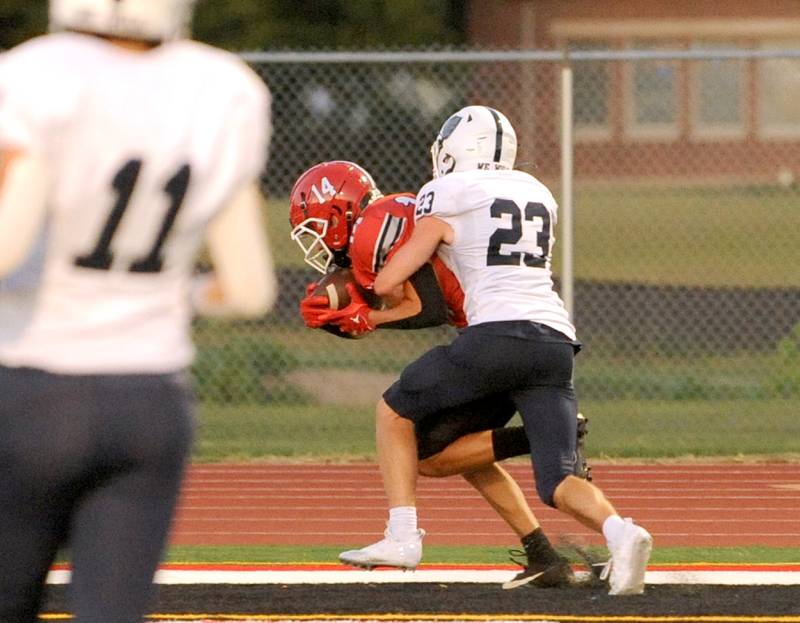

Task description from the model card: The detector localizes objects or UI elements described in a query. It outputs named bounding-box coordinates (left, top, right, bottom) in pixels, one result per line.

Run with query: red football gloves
left=310, top=283, right=376, bottom=336
left=299, top=282, right=331, bottom=328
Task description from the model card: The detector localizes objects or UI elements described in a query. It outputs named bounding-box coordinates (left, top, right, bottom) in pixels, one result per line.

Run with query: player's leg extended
left=416, top=393, right=528, bottom=478
left=419, top=415, right=588, bottom=480
left=341, top=333, right=541, bottom=571
left=418, top=429, right=497, bottom=477
left=513, top=342, right=651, bottom=595
left=414, top=393, right=573, bottom=588
left=68, top=374, right=194, bottom=623
left=460, top=464, right=574, bottom=589
left=461, top=463, right=537, bottom=538
left=419, top=419, right=589, bottom=479
left=513, top=384, right=610, bottom=524
left=376, top=398, right=419, bottom=509
left=0, top=367, right=76, bottom=622
left=339, top=398, right=423, bottom=570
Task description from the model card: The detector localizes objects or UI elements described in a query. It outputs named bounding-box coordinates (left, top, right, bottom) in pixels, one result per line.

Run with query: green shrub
left=192, top=334, right=308, bottom=405
left=765, top=323, right=800, bottom=397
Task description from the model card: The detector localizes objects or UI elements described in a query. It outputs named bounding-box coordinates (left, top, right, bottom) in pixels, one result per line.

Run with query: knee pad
left=536, top=474, right=563, bottom=508
left=534, top=457, right=574, bottom=508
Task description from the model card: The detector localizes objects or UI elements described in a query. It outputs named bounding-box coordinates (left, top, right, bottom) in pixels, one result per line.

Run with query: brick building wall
left=465, top=0, right=800, bottom=182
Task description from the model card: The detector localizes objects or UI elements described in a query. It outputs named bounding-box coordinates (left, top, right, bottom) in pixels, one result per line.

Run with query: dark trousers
left=0, top=366, right=195, bottom=623
left=384, top=321, right=579, bottom=506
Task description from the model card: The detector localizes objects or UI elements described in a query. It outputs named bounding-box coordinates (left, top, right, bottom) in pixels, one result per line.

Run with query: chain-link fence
left=192, top=49, right=800, bottom=460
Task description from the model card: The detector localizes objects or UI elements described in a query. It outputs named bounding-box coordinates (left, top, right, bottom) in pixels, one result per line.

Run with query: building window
left=625, top=40, right=681, bottom=139
left=569, top=40, right=612, bottom=141
left=758, top=39, right=800, bottom=138
left=689, top=41, right=746, bottom=139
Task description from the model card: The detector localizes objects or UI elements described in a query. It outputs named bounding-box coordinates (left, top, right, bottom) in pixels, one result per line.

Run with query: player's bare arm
left=369, top=279, right=422, bottom=325
left=373, top=216, right=453, bottom=298
left=195, top=182, right=277, bottom=317
left=0, top=149, right=49, bottom=276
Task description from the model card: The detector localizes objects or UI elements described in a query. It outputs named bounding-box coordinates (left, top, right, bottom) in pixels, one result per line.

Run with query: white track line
left=45, top=568, right=800, bottom=586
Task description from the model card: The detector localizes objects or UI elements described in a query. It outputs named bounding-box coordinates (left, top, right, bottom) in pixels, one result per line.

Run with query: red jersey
left=349, top=193, right=467, bottom=328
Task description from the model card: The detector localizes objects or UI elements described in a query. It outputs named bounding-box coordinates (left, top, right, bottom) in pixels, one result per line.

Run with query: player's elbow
left=373, top=278, right=389, bottom=298
left=192, top=269, right=277, bottom=318
left=373, top=274, right=396, bottom=299
left=226, top=273, right=277, bottom=318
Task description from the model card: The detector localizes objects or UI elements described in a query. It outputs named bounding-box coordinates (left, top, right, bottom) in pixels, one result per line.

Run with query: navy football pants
left=0, top=366, right=194, bottom=623
left=384, top=321, right=580, bottom=507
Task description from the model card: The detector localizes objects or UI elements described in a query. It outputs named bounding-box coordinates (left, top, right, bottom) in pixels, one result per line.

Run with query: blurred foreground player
left=0, top=1, right=275, bottom=620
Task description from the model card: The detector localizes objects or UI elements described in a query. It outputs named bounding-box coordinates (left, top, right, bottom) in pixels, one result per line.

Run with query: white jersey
left=0, top=33, right=271, bottom=374
left=414, top=169, right=576, bottom=340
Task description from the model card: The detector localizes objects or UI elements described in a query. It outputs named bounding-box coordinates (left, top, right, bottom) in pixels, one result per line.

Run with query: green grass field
left=567, top=184, right=800, bottom=288
left=166, top=544, right=800, bottom=565
left=194, top=397, right=800, bottom=461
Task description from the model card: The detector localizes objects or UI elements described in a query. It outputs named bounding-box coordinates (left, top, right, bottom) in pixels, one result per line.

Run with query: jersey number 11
left=75, top=159, right=191, bottom=274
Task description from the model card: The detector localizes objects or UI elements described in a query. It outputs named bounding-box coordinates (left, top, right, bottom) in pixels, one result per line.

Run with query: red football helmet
left=289, top=161, right=382, bottom=273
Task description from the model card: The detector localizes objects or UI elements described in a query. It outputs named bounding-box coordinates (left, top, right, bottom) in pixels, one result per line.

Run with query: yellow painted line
left=38, top=614, right=800, bottom=622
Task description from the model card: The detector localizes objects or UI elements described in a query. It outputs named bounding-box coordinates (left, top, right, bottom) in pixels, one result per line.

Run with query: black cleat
left=502, top=550, right=575, bottom=589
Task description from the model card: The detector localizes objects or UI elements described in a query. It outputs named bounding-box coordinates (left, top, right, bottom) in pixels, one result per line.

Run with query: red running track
left=171, top=463, right=800, bottom=548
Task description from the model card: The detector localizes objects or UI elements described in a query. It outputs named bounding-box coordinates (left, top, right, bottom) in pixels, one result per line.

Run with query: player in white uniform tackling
left=341, top=106, right=653, bottom=595
left=0, top=1, right=275, bottom=620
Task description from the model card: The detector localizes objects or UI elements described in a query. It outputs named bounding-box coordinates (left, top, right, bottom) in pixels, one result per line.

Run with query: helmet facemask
left=290, top=217, right=334, bottom=274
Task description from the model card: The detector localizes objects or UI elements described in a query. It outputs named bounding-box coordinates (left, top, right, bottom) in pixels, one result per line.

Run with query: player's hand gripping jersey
left=414, top=169, right=575, bottom=339
left=350, top=193, right=466, bottom=328
left=0, top=33, right=270, bottom=373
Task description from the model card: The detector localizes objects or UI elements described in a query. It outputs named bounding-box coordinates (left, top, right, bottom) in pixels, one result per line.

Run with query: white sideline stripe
left=45, top=569, right=800, bottom=586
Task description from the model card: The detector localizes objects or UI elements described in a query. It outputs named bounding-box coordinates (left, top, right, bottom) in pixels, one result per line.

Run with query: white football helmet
left=430, top=105, right=517, bottom=178
left=49, top=0, right=196, bottom=42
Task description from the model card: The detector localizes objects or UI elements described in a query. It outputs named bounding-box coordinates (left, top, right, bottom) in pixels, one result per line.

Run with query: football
left=312, top=267, right=358, bottom=310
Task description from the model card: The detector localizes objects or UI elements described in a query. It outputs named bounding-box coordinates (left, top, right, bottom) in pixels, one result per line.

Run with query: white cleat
left=339, top=528, right=425, bottom=570
left=607, top=518, right=653, bottom=595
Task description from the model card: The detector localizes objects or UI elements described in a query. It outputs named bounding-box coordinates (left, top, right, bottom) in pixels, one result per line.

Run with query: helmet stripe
left=487, top=107, right=504, bottom=163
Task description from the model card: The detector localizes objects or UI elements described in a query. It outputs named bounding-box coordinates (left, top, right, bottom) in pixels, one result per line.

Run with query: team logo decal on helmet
left=289, top=161, right=382, bottom=274
left=430, top=106, right=518, bottom=178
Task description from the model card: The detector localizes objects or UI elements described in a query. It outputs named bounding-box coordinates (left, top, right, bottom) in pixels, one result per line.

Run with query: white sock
left=388, top=506, right=417, bottom=541
left=602, top=514, right=627, bottom=544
